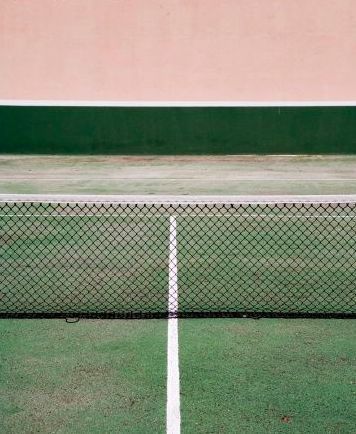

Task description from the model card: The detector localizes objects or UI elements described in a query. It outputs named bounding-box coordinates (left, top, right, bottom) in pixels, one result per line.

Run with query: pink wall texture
left=1, top=0, right=356, bottom=101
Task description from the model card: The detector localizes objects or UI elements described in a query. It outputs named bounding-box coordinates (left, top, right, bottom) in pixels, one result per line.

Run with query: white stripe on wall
left=0, top=100, right=356, bottom=107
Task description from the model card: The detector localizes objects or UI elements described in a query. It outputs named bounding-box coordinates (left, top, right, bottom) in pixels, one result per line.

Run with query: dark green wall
left=1, top=106, right=356, bottom=154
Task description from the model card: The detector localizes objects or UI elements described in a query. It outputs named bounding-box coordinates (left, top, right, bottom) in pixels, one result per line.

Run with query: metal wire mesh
left=0, top=195, right=355, bottom=319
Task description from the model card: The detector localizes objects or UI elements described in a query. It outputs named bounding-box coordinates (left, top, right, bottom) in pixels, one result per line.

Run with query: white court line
left=1, top=214, right=355, bottom=220
left=2, top=178, right=356, bottom=182
left=167, top=216, right=180, bottom=434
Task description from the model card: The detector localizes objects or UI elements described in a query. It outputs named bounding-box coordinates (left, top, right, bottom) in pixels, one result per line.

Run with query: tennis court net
left=0, top=194, right=355, bottom=319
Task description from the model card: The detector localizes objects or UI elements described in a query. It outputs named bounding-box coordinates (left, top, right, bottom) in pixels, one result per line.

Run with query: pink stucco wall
left=1, top=0, right=355, bottom=101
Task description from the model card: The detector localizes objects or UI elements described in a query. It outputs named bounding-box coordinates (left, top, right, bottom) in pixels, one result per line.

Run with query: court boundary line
left=2, top=178, right=356, bottom=182
left=1, top=100, right=356, bottom=107
left=1, top=214, right=355, bottom=220
left=167, top=216, right=180, bottom=434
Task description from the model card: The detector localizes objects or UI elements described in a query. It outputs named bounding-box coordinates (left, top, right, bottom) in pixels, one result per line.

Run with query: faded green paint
left=2, top=155, right=356, bottom=196
left=1, top=106, right=356, bottom=154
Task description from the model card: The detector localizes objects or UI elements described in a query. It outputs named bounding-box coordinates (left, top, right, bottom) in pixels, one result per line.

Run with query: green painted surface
left=180, top=319, right=356, bottom=433
left=1, top=106, right=356, bottom=154
left=0, top=319, right=166, bottom=433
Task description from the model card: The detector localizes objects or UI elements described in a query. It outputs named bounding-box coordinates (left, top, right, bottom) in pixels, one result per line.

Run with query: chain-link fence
left=0, top=195, right=355, bottom=318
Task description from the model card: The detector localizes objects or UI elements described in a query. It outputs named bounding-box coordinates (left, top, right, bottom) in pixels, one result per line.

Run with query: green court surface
left=0, top=320, right=167, bottom=433
left=1, top=155, right=356, bottom=433
left=179, top=319, right=356, bottom=434
left=1, top=319, right=355, bottom=433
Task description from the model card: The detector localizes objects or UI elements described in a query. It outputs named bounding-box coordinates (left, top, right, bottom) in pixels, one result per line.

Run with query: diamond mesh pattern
left=0, top=200, right=355, bottom=318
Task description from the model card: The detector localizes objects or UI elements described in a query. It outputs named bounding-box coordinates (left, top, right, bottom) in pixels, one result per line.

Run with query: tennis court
left=0, top=195, right=355, bottom=318
left=0, top=155, right=355, bottom=433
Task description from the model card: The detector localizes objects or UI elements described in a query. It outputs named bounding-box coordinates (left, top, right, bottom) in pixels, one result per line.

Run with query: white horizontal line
left=1, top=178, right=356, bottom=182
left=0, top=214, right=355, bottom=219
left=1, top=100, right=356, bottom=107
left=1, top=194, right=356, bottom=205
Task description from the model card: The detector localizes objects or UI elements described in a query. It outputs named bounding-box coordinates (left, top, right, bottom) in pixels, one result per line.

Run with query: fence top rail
left=1, top=194, right=356, bottom=205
